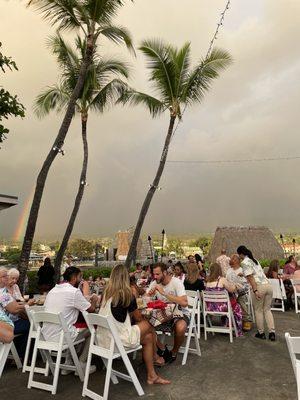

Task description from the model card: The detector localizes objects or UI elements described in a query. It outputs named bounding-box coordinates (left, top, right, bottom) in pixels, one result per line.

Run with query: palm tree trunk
left=53, top=113, right=89, bottom=282
left=125, top=114, right=176, bottom=268
left=18, top=32, right=95, bottom=289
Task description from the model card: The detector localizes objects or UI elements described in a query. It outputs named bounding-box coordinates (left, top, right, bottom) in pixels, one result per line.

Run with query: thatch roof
left=115, top=229, right=153, bottom=260
left=208, top=226, right=284, bottom=262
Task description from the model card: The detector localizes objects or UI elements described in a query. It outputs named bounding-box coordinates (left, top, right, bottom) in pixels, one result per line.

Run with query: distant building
left=0, top=194, right=18, bottom=211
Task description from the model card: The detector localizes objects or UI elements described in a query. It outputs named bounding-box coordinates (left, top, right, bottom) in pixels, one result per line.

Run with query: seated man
left=0, top=310, right=14, bottom=343
left=42, top=266, right=98, bottom=374
left=0, top=267, right=30, bottom=358
left=226, top=254, right=252, bottom=331
left=148, top=262, right=189, bottom=363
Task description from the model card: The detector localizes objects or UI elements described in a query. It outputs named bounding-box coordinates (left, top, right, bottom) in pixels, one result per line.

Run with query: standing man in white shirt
left=216, top=249, right=231, bottom=277
left=42, top=266, right=98, bottom=373
left=148, top=263, right=189, bottom=363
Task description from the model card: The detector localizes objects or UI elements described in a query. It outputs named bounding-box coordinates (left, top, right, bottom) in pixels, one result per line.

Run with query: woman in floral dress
left=205, top=262, right=243, bottom=336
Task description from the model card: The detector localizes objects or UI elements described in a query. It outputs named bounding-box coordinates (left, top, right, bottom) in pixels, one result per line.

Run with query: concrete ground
left=1, top=311, right=299, bottom=400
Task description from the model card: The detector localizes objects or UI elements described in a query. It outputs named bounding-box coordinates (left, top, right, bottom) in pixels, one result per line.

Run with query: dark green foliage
left=0, top=43, right=25, bottom=143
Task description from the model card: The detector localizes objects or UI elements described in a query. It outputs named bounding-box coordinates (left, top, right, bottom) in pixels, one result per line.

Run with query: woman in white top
left=6, top=268, right=24, bottom=301
left=237, top=246, right=275, bottom=341
left=97, top=264, right=170, bottom=385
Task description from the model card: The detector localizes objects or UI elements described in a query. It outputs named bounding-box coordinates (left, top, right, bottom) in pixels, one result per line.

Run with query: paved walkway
left=1, top=312, right=299, bottom=400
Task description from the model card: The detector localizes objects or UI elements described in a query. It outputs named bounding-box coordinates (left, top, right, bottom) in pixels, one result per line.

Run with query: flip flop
left=147, top=376, right=171, bottom=385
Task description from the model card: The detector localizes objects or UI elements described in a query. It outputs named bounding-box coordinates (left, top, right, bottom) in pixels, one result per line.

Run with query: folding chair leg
left=82, top=346, right=93, bottom=398
left=11, top=342, right=22, bottom=369
left=122, top=353, right=144, bottom=396
left=22, top=336, right=31, bottom=373
left=103, top=357, right=113, bottom=400
left=204, top=314, right=207, bottom=341
left=51, top=347, right=63, bottom=395
left=194, top=328, right=201, bottom=356
left=102, top=357, right=119, bottom=384
left=27, top=339, right=39, bottom=389
left=0, top=343, right=12, bottom=377
left=297, top=363, right=300, bottom=400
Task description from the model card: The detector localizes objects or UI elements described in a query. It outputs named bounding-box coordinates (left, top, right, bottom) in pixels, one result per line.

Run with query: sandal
left=147, top=375, right=171, bottom=385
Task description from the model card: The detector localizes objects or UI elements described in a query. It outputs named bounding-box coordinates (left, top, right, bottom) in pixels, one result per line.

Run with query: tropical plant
left=18, top=0, right=133, bottom=288
left=34, top=34, right=129, bottom=280
left=68, top=238, right=94, bottom=259
left=0, top=42, right=25, bottom=144
left=121, top=39, right=232, bottom=267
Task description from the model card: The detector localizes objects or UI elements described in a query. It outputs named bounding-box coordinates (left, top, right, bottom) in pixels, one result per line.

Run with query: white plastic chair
left=181, top=295, right=201, bottom=365
left=28, top=311, right=86, bottom=395
left=291, top=280, right=300, bottom=314
left=185, top=290, right=201, bottom=338
left=0, top=339, right=22, bottom=378
left=82, top=312, right=144, bottom=400
left=202, top=290, right=238, bottom=343
left=285, top=332, right=300, bottom=399
left=269, top=278, right=286, bottom=312
left=245, top=288, right=255, bottom=323
left=22, top=305, right=49, bottom=375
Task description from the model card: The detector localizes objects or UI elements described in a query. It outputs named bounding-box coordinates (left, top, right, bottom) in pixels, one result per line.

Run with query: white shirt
left=148, top=276, right=189, bottom=315
left=241, top=256, right=269, bottom=285
left=226, top=267, right=249, bottom=293
left=42, top=283, right=90, bottom=341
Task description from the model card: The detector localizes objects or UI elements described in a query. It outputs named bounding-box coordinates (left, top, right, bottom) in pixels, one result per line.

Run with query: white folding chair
left=28, top=311, right=86, bottom=395
left=0, top=339, right=22, bottom=378
left=269, top=278, right=286, bottom=312
left=181, top=295, right=201, bottom=365
left=22, top=305, right=49, bottom=375
left=285, top=333, right=300, bottom=399
left=202, top=290, right=238, bottom=343
left=185, top=290, right=201, bottom=338
left=82, top=312, right=144, bottom=400
left=291, top=280, right=300, bottom=314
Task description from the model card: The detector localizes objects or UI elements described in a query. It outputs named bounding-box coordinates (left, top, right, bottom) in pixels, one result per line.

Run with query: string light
left=52, top=146, right=65, bottom=156
left=149, top=184, right=162, bottom=190
left=81, top=180, right=89, bottom=186
left=172, top=0, right=231, bottom=139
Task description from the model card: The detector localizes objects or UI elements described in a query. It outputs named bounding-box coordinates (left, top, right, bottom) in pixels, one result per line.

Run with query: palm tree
left=34, top=34, right=129, bottom=280
left=122, top=39, right=232, bottom=267
left=18, top=0, right=133, bottom=287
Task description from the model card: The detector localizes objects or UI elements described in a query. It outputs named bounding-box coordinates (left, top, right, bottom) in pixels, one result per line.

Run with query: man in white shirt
left=148, top=263, right=189, bottom=363
left=216, top=249, right=231, bottom=277
left=43, top=266, right=98, bottom=374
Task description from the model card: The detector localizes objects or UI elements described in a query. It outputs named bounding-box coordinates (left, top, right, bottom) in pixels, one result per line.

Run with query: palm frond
left=119, top=90, right=166, bottom=118
left=83, top=0, right=126, bottom=25
left=139, top=39, right=176, bottom=104
left=182, top=47, right=232, bottom=105
left=27, top=0, right=82, bottom=31
left=170, top=42, right=191, bottom=99
left=99, top=25, right=135, bottom=55
left=34, top=84, right=70, bottom=117
left=89, top=78, right=128, bottom=112
left=47, top=34, right=80, bottom=73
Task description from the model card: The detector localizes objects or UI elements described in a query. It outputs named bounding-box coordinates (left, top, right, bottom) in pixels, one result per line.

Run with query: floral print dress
left=205, top=278, right=243, bottom=336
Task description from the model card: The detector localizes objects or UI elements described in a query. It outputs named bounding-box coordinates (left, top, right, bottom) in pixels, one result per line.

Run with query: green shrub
left=27, top=271, right=38, bottom=294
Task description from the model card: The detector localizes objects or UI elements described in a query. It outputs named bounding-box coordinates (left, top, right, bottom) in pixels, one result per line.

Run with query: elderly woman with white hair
left=6, top=268, right=24, bottom=301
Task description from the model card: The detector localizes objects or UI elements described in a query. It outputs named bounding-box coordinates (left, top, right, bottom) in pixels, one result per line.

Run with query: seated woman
left=174, top=262, right=186, bottom=281
left=195, top=253, right=206, bottom=279
left=205, top=263, right=243, bottom=336
left=282, top=256, right=296, bottom=310
left=266, top=260, right=280, bottom=279
left=6, top=268, right=24, bottom=302
left=97, top=264, right=170, bottom=385
left=37, top=257, right=55, bottom=294
left=184, top=263, right=205, bottom=292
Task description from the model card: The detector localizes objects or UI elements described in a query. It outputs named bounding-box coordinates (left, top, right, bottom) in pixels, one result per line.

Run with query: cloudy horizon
left=1, top=0, right=300, bottom=241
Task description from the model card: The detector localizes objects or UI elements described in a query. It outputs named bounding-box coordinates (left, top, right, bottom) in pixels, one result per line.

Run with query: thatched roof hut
left=115, top=229, right=153, bottom=261
left=208, top=226, right=284, bottom=262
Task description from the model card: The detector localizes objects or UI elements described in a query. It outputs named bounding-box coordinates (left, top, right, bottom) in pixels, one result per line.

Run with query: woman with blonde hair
left=7, top=268, right=24, bottom=301
left=184, top=263, right=205, bottom=292
left=97, top=264, right=170, bottom=385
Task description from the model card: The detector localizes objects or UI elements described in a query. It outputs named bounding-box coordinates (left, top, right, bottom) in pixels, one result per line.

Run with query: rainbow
left=13, top=185, right=35, bottom=242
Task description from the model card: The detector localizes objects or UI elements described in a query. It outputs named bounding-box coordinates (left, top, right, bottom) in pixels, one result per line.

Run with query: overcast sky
left=1, top=0, right=300, bottom=240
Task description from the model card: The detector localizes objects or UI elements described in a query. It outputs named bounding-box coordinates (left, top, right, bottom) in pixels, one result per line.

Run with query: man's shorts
left=155, top=314, right=190, bottom=334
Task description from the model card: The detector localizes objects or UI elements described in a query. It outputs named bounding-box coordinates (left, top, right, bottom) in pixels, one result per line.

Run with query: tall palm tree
left=121, top=39, right=232, bottom=267
left=18, top=0, right=133, bottom=287
left=34, top=34, right=129, bottom=280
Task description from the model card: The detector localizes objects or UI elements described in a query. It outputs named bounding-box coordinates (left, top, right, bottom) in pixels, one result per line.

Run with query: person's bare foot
left=147, top=375, right=171, bottom=385
left=154, top=355, right=165, bottom=366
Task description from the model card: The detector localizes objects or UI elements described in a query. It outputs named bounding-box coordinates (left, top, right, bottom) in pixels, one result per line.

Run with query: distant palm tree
left=34, top=34, right=129, bottom=280
left=18, top=0, right=133, bottom=287
left=122, top=39, right=232, bottom=267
